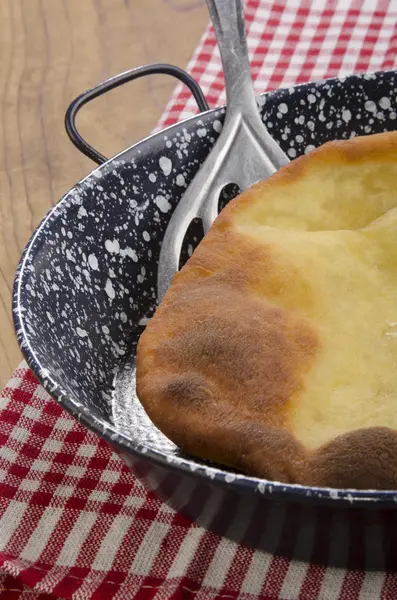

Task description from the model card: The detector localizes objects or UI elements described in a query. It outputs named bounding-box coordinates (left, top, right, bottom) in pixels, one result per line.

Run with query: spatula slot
left=178, top=217, right=204, bottom=270
left=218, top=183, right=241, bottom=213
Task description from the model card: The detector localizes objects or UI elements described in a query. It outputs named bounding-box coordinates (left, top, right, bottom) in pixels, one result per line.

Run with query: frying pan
left=13, top=63, right=397, bottom=570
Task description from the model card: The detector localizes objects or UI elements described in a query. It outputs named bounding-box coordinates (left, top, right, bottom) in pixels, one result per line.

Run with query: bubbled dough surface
left=234, top=136, right=397, bottom=451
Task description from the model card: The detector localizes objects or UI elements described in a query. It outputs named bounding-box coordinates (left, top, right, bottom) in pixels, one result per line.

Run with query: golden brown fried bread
left=136, top=131, right=397, bottom=490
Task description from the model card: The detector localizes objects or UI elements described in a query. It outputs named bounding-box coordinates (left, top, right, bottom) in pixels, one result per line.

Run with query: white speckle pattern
left=379, top=96, right=391, bottom=109
left=120, top=246, right=138, bottom=262
left=176, top=174, right=185, bottom=187
left=205, top=468, right=216, bottom=480
left=342, top=109, right=352, bottom=123
left=154, top=195, right=171, bottom=213
left=88, top=254, right=98, bottom=270
left=76, top=327, right=88, bottom=338
left=159, top=156, right=172, bottom=176
left=138, top=317, right=151, bottom=326
left=105, top=239, right=120, bottom=254
left=365, top=100, right=377, bottom=113
left=105, top=279, right=115, bottom=300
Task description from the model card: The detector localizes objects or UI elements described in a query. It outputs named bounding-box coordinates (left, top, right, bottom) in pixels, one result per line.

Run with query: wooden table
left=0, top=0, right=208, bottom=388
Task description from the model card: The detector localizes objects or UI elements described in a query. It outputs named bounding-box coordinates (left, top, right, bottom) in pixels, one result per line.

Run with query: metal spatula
left=157, top=0, right=289, bottom=302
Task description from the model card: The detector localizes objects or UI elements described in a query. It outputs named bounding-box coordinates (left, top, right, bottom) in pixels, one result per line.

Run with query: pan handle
left=64, top=63, right=209, bottom=165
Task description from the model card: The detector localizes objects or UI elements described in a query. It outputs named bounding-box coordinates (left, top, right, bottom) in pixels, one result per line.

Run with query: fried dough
left=136, top=132, right=397, bottom=489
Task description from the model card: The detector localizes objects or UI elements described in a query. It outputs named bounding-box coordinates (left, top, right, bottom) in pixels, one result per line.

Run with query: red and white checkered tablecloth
left=2, top=1, right=397, bottom=598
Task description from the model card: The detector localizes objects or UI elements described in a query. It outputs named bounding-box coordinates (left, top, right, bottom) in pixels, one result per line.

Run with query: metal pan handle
left=64, top=63, right=209, bottom=165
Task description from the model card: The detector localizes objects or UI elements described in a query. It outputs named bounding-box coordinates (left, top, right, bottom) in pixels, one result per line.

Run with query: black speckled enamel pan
left=13, top=66, right=397, bottom=570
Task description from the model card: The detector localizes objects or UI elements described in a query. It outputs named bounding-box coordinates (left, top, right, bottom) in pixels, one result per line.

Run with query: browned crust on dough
left=136, top=131, right=397, bottom=490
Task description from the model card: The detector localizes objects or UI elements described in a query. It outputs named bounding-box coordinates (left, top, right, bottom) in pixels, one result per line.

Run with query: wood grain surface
left=0, top=0, right=208, bottom=388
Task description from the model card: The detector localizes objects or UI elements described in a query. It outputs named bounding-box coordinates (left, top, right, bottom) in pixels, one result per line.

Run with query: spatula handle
left=205, top=0, right=258, bottom=116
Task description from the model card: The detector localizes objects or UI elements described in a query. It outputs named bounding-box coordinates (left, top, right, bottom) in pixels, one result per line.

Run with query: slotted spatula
left=157, top=0, right=289, bottom=301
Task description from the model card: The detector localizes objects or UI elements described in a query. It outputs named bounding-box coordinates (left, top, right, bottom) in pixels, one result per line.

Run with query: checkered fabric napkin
left=2, top=1, right=397, bottom=598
